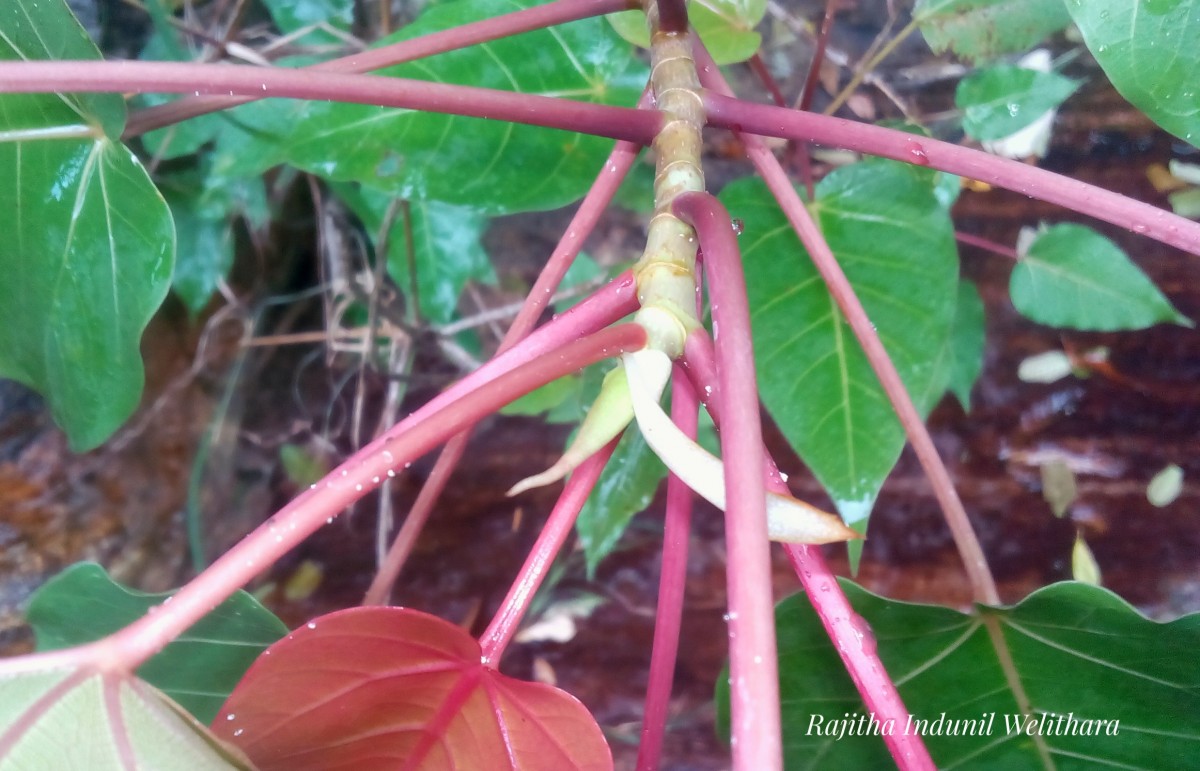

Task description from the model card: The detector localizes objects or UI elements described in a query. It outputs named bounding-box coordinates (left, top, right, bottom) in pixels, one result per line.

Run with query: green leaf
left=947, top=280, right=986, bottom=409
left=722, top=161, right=957, bottom=533
left=279, top=442, right=330, bottom=488
left=334, top=185, right=495, bottom=324
left=576, top=428, right=666, bottom=575
left=0, top=669, right=251, bottom=770
left=260, top=0, right=354, bottom=46
left=232, top=0, right=648, bottom=215
left=0, top=0, right=125, bottom=138
left=1067, top=0, right=1200, bottom=147
left=1011, top=224, right=1191, bottom=330
left=957, top=64, right=1079, bottom=141
left=27, top=562, right=288, bottom=724
left=159, top=162, right=264, bottom=315
left=136, top=33, right=221, bottom=161
left=500, top=373, right=583, bottom=419
left=717, top=580, right=1200, bottom=768
left=0, top=0, right=175, bottom=451
left=608, top=0, right=766, bottom=64
left=914, top=0, right=1072, bottom=62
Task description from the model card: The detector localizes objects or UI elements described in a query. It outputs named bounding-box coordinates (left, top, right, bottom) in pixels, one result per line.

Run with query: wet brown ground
left=2, top=15, right=1199, bottom=771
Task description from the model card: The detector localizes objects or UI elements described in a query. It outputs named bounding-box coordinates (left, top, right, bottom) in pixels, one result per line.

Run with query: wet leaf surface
left=0, top=0, right=174, bottom=450
left=0, top=668, right=250, bottom=770
left=914, top=0, right=1072, bottom=62
left=1012, top=224, right=1192, bottom=330
left=1067, top=0, right=1200, bottom=147
left=717, top=581, right=1200, bottom=769
left=724, top=161, right=958, bottom=533
left=26, top=562, right=287, bottom=723
left=213, top=606, right=612, bottom=770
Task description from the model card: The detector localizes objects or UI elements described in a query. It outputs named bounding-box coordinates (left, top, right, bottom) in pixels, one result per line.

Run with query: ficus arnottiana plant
left=1, top=0, right=1198, bottom=768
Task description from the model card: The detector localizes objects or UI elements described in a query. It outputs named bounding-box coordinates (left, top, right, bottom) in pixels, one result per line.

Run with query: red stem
left=0, top=61, right=659, bottom=145
left=694, top=45, right=999, bottom=607
left=955, top=231, right=1019, bottom=261
left=635, top=368, right=697, bottom=771
left=363, top=129, right=645, bottom=605
left=703, top=93, right=1200, bottom=258
left=681, top=332, right=935, bottom=771
left=673, top=191, right=782, bottom=771
left=126, top=0, right=629, bottom=136
left=747, top=55, right=787, bottom=108
left=796, top=0, right=839, bottom=113
left=0, top=323, right=645, bottom=676
left=477, top=438, right=620, bottom=666
left=793, top=0, right=839, bottom=197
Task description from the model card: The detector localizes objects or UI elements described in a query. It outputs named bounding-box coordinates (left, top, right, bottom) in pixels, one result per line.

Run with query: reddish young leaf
left=212, top=607, right=611, bottom=770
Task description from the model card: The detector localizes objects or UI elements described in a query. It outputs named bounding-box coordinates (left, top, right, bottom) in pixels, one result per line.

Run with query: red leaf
left=211, top=607, right=611, bottom=770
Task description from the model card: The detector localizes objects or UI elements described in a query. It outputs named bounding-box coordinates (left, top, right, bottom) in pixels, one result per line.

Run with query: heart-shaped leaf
left=1011, top=223, right=1191, bottom=330
left=213, top=607, right=612, bottom=770
left=0, top=667, right=250, bottom=769
left=1067, top=0, right=1200, bottom=147
left=716, top=580, right=1200, bottom=768
left=333, top=184, right=495, bottom=324
left=26, top=562, right=288, bottom=724
left=722, top=161, right=958, bottom=535
left=914, top=0, right=1072, bottom=62
left=221, top=0, right=648, bottom=215
left=956, top=64, right=1079, bottom=142
left=0, top=0, right=175, bottom=450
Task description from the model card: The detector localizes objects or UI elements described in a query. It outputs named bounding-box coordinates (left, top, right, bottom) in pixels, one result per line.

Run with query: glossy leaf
left=957, top=64, right=1079, bottom=141
left=914, top=0, right=1072, bottom=62
left=947, top=280, right=985, bottom=410
left=26, top=562, right=288, bottom=724
left=577, top=428, right=666, bottom=575
left=0, top=0, right=175, bottom=450
left=0, top=668, right=251, bottom=769
left=1067, top=0, right=1200, bottom=146
left=716, top=580, right=1200, bottom=768
left=609, top=0, right=766, bottom=64
left=229, top=0, right=647, bottom=215
left=160, top=165, right=264, bottom=314
left=213, top=607, right=612, bottom=770
left=334, top=184, right=495, bottom=324
left=1011, top=224, right=1191, bottom=330
left=723, top=162, right=957, bottom=532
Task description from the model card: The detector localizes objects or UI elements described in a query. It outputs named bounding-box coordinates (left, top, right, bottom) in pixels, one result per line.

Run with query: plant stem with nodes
left=697, top=42, right=997, bottom=605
